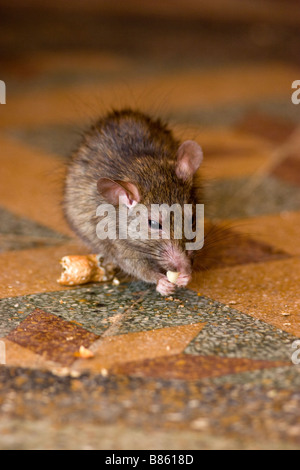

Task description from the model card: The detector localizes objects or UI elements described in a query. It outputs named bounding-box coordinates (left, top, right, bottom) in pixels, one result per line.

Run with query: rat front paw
left=175, top=273, right=192, bottom=287
left=156, top=277, right=176, bottom=296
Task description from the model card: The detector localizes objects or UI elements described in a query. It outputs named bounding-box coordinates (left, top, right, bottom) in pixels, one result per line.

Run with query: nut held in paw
left=166, top=271, right=180, bottom=284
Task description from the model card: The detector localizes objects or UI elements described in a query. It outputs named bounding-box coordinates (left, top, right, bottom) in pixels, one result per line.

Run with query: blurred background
left=0, top=0, right=299, bottom=152
left=1, top=0, right=299, bottom=66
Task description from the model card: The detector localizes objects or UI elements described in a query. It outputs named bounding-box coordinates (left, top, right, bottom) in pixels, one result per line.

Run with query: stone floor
left=0, top=3, right=300, bottom=450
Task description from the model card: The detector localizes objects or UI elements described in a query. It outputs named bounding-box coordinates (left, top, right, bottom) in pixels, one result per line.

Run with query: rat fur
left=63, top=109, right=203, bottom=295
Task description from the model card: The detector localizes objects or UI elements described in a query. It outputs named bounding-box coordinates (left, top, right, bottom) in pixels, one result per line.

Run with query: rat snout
left=162, top=243, right=192, bottom=276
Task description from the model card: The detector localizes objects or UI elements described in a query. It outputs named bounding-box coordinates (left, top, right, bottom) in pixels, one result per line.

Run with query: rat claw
left=156, top=277, right=176, bottom=296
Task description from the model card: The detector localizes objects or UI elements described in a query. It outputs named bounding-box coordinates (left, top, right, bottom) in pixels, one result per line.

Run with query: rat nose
left=173, top=261, right=192, bottom=275
left=167, top=247, right=191, bottom=275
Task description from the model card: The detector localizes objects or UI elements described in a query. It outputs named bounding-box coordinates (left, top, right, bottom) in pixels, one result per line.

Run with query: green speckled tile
left=0, top=206, right=69, bottom=252
left=3, top=124, right=87, bottom=158
left=206, top=176, right=300, bottom=221
left=202, top=365, right=300, bottom=390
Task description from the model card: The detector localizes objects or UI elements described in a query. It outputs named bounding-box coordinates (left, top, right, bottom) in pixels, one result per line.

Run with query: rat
left=63, top=109, right=203, bottom=296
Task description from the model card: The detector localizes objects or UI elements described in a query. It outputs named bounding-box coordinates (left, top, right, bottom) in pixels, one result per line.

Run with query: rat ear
left=97, top=178, right=140, bottom=207
left=175, top=140, right=203, bottom=181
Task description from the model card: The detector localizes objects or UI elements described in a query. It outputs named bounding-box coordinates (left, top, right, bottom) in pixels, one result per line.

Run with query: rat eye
left=148, top=220, right=162, bottom=230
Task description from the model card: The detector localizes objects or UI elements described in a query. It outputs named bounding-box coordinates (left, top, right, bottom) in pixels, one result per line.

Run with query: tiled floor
left=0, top=5, right=300, bottom=450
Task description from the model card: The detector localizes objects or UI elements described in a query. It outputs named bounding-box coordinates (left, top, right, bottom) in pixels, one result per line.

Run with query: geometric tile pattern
left=1, top=282, right=298, bottom=365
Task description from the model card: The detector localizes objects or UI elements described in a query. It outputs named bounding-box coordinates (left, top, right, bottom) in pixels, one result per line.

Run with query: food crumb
left=74, top=345, right=94, bottom=359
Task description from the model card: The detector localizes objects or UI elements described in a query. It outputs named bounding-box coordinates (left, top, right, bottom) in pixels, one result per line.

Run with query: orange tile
left=0, top=242, right=89, bottom=299
left=73, top=323, right=205, bottom=373
left=190, top=257, right=300, bottom=337
left=0, top=137, right=72, bottom=236
left=0, top=338, right=59, bottom=370
left=227, top=211, right=300, bottom=257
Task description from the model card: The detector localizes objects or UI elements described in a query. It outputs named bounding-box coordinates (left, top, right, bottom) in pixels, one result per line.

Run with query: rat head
left=97, top=140, right=203, bottom=279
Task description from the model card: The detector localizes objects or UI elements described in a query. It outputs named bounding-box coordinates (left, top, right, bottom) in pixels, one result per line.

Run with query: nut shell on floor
left=57, top=255, right=114, bottom=286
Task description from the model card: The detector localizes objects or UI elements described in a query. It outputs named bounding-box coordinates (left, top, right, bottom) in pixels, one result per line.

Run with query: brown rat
left=63, top=109, right=203, bottom=295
